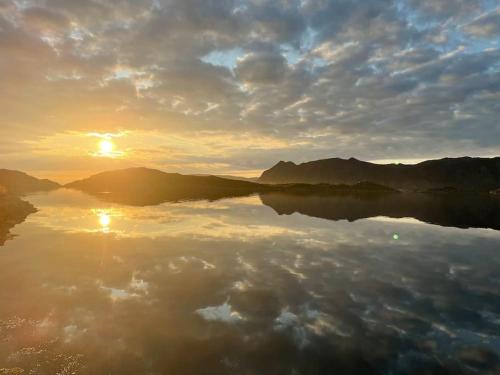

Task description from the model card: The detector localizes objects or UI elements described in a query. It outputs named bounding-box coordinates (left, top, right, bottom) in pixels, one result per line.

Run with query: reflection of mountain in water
left=0, top=194, right=37, bottom=245
left=74, top=188, right=260, bottom=206
left=260, top=192, right=500, bottom=230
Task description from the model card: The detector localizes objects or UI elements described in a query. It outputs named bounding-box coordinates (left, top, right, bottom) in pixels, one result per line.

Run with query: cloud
left=0, top=0, right=499, bottom=177
left=408, top=0, right=481, bottom=19
left=21, top=7, right=70, bottom=34
left=235, top=51, right=288, bottom=84
left=463, top=8, right=500, bottom=38
left=196, top=300, right=244, bottom=323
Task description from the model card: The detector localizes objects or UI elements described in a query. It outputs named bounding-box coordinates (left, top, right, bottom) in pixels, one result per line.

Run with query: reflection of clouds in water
left=280, top=265, right=307, bottom=280
left=97, top=273, right=149, bottom=302
left=274, top=309, right=308, bottom=348
left=24, top=190, right=305, bottom=240
left=168, top=262, right=180, bottom=273
left=237, top=255, right=256, bottom=273
left=2, top=189, right=500, bottom=373
left=167, top=256, right=216, bottom=273
left=100, top=285, right=136, bottom=301
left=64, top=324, right=87, bottom=343
left=274, top=306, right=352, bottom=349
left=130, top=273, right=150, bottom=293
left=368, top=216, right=426, bottom=225
left=23, top=190, right=500, bottom=245
left=232, top=280, right=252, bottom=291
left=196, top=300, right=244, bottom=323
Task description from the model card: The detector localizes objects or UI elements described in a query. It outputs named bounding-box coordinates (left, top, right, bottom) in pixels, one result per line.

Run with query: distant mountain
left=66, top=167, right=397, bottom=206
left=0, top=169, right=60, bottom=195
left=0, top=190, right=37, bottom=245
left=259, top=157, right=500, bottom=191
left=65, top=167, right=271, bottom=205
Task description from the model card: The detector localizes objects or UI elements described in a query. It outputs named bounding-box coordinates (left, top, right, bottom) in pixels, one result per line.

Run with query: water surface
left=1, top=189, right=499, bottom=374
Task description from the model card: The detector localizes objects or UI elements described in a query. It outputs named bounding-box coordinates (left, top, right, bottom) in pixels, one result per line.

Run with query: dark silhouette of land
left=0, top=189, right=37, bottom=245
left=260, top=192, right=500, bottom=230
left=65, top=167, right=271, bottom=205
left=259, top=157, right=500, bottom=191
left=64, top=167, right=397, bottom=205
left=62, top=167, right=500, bottom=229
left=0, top=171, right=58, bottom=245
left=2, top=160, right=500, bottom=232
left=0, top=169, right=60, bottom=195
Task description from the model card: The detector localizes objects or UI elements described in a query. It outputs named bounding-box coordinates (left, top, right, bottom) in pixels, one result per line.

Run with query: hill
left=66, top=167, right=397, bottom=205
left=259, top=157, right=500, bottom=191
left=65, top=167, right=272, bottom=205
left=0, top=169, right=60, bottom=195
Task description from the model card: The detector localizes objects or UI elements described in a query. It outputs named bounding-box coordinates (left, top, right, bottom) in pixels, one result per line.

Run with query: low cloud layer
left=1, top=0, right=499, bottom=180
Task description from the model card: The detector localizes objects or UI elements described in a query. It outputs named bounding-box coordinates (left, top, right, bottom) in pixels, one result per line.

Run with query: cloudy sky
left=1, top=0, right=499, bottom=182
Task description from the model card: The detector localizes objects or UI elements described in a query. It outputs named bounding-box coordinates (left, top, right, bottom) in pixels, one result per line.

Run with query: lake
left=1, top=189, right=499, bottom=374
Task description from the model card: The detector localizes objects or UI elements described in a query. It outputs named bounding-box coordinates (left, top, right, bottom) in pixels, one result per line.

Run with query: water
left=1, top=189, right=499, bottom=374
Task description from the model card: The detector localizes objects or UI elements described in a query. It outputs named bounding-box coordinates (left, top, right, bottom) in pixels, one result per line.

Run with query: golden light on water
left=93, top=209, right=113, bottom=233
left=99, top=212, right=111, bottom=228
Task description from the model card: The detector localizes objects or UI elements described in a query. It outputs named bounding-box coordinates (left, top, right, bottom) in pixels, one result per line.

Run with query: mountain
left=259, top=157, right=500, bottom=191
left=65, top=167, right=272, bottom=205
left=65, top=167, right=400, bottom=206
left=0, top=169, right=60, bottom=195
left=260, top=192, right=500, bottom=230
left=0, top=189, right=37, bottom=245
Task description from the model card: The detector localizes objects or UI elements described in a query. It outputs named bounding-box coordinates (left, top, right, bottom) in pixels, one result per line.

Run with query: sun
left=99, top=139, right=114, bottom=155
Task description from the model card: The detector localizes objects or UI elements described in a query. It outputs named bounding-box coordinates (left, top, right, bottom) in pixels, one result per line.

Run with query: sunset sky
left=1, top=0, right=499, bottom=182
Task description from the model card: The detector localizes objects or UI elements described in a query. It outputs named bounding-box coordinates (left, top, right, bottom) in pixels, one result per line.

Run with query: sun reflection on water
left=93, top=209, right=116, bottom=233
left=99, top=212, right=111, bottom=228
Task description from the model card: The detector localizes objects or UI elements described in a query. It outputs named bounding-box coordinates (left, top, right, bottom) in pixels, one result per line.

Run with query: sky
left=0, top=0, right=499, bottom=182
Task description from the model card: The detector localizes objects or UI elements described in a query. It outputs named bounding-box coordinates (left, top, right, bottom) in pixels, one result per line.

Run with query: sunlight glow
left=99, top=139, right=114, bottom=155
left=99, top=212, right=111, bottom=228
left=91, top=208, right=125, bottom=234
left=87, top=133, right=125, bottom=158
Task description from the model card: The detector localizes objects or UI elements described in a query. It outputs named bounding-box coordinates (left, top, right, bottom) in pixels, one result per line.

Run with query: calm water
left=1, top=189, right=500, bottom=374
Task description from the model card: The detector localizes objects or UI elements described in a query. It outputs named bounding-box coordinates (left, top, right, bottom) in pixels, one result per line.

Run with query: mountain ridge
left=65, top=167, right=397, bottom=205
left=65, top=167, right=271, bottom=205
left=259, top=156, right=500, bottom=191
left=0, top=169, right=60, bottom=195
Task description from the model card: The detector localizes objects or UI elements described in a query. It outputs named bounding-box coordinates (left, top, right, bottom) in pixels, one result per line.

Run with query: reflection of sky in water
left=0, top=189, right=499, bottom=373
left=22, top=189, right=300, bottom=240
